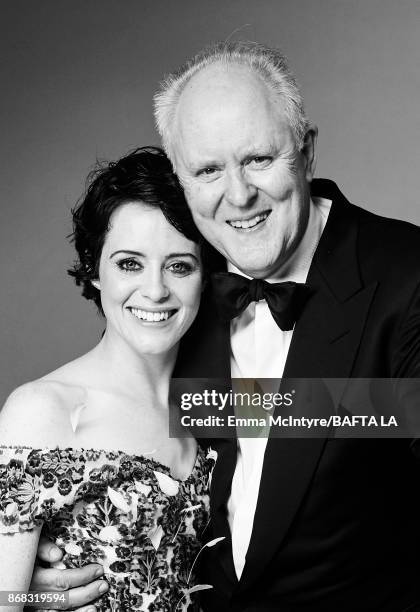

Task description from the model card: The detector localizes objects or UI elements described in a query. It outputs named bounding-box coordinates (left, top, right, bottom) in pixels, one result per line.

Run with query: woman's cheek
left=181, top=276, right=203, bottom=318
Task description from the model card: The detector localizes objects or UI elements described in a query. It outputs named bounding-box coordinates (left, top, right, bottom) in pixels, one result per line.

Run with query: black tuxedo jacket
left=174, top=180, right=420, bottom=612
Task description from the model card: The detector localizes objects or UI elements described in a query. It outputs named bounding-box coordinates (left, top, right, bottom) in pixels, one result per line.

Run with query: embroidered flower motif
left=153, top=470, right=180, bottom=496
left=26, top=451, right=42, bottom=475
left=134, top=481, right=152, bottom=497
left=119, top=455, right=135, bottom=478
left=13, top=472, right=40, bottom=510
left=6, top=459, right=24, bottom=485
left=1, top=501, right=19, bottom=526
left=39, top=498, right=56, bottom=522
left=107, top=486, right=131, bottom=513
left=147, top=524, right=165, bottom=550
left=109, top=559, right=130, bottom=574
left=98, top=525, right=121, bottom=543
left=64, top=542, right=82, bottom=556
left=57, top=477, right=72, bottom=496
left=42, top=471, right=56, bottom=488
left=115, top=545, right=131, bottom=558
left=206, top=448, right=218, bottom=462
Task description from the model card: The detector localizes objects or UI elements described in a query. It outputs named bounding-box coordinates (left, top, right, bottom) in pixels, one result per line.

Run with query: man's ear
left=301, top=124, right=318, bottom=182
left=91, top=279, right=101, bottom=290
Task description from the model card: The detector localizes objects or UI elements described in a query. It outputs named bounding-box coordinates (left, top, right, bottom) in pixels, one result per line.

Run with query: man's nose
left=224, top=168, right=257, bottom=208
left=140, top=269, right=170, bottom=302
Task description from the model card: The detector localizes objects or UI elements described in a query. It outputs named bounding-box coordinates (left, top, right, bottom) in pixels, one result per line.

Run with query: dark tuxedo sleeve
left=393, top=281, right=420, bottom=378
left=391, top=281, right=420, bottom=458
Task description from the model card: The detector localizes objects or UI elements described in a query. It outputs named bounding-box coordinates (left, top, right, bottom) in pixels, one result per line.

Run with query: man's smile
left=226, top=210, right=271, bottom=230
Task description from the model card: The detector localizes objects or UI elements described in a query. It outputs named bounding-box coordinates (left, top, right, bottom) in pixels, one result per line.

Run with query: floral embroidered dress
left=0, top=445, right=217, bottom=611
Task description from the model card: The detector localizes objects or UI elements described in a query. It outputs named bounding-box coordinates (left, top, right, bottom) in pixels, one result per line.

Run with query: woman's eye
left=117, top=259, right=142, bottom=272
left=167, top=261, right=194, bottom=275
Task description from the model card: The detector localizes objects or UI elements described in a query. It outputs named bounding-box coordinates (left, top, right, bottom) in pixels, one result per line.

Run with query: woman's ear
left=91, top=279, right=101, bottom=290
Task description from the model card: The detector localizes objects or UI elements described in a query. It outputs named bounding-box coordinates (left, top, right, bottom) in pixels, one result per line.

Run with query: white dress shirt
left=227, top=196, right=331, bottom=579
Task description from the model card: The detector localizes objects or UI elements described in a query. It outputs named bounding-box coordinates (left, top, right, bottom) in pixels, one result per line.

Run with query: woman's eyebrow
left=109, top=250, right=199, bottom=261
left=110, top=249, right=145, bottom=258
left=166, top=252, right=198, bottom=259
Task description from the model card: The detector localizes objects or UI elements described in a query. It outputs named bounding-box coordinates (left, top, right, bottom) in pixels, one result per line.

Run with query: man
left=33, top=42, right=420, bottom=611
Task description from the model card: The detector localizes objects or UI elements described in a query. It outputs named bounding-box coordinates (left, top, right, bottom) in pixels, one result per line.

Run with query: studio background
left=1, top=0, right=419, bottom=404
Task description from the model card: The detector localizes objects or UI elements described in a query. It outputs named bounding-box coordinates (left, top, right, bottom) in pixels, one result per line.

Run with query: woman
left=0, top=147, right=218, bottom=611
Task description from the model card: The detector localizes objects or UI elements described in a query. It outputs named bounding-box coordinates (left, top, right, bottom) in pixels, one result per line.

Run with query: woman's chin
left=130, top=338, right=179, bottom=357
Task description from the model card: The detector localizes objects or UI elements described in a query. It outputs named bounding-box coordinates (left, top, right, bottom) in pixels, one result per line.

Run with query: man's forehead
left=174, top=96, right=292, bottom=165
left=176, top=62, right=276, bottom=120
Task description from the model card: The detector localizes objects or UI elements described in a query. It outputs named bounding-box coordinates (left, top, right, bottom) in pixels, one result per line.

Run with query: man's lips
left=226, top=210, right=271, bottom=229
left=127, top=307, right=177, bottom=322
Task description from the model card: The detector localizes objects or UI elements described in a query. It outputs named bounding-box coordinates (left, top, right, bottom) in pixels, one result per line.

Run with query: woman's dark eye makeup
left=166, top=261, right=195, bottom=275
left=115, top=257, right=197, bottom=275
left=117, top=258, right=142, bottom=272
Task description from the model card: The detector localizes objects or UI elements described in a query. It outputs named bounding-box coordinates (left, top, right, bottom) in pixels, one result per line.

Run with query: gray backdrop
left=1, top=0, right=419, bottom=404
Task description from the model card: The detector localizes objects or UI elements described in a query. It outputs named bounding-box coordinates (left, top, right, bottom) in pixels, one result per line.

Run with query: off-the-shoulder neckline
left=0, top=444, right=213, bottom=484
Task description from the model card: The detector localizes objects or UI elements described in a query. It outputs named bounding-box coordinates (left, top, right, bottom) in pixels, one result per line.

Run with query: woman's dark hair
left=68, top=146, right=206, bottom=312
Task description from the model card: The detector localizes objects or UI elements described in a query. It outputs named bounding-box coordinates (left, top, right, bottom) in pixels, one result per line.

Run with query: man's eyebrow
left=188, top=146, right=278, bottom=170
left=243, top=144, right=277, bottom=157
left=110, top=250, right=145, bottom=258
left=189, top=159, right=221, bottom=171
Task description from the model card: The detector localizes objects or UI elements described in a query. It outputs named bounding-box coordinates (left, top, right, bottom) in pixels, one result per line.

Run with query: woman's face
left=95, top=202, right=202, bottom=356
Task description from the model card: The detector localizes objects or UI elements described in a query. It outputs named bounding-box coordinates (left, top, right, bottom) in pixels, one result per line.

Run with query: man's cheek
left=189, top=198, right=215, bottom=224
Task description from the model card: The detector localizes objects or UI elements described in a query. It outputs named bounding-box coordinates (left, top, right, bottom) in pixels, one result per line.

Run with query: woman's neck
left=88, top=329, right=178, bottom=407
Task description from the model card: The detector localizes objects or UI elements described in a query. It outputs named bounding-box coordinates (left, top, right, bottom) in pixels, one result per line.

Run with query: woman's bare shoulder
left=41, top=350, right=99, bottom=389
left=0, top=374, right=85, bottom=448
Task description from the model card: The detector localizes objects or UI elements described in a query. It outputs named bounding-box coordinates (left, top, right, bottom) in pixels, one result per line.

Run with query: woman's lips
left=128, top=307, right=177, bottom=322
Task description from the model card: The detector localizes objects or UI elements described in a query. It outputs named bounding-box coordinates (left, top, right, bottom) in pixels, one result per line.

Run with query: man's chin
left=229, top=259, right=280, bottom=279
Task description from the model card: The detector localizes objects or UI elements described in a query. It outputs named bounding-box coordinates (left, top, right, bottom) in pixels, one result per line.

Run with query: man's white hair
left=154, top=41, right=309, bottom=161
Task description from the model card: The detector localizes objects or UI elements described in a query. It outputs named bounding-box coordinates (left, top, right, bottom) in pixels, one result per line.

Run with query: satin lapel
left=238, top=181, right=378, bottom=592
left=208, top=436, right=239, bottom=584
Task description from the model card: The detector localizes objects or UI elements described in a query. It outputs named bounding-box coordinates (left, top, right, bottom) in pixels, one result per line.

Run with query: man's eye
left=117, top=259, right=142, bottom=272
left=167, top=261, right=194, bottom=275
left=248, top=156, right=273, bottom=168
left=197, top=167, right=218, bottom=177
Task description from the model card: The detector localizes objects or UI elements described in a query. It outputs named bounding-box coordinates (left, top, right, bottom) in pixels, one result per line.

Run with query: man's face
left=171, top=65, right=317, bottom=279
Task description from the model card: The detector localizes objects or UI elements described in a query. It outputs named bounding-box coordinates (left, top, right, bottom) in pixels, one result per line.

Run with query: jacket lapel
left=175, top=283, right=239, bottom=585
left=238, top=180, right=378, bottom=592
left=175, top=291, right=237, bottom=512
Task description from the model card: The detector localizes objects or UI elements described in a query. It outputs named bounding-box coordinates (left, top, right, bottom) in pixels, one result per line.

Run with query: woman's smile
left=127, top=306, right=178, bottom=323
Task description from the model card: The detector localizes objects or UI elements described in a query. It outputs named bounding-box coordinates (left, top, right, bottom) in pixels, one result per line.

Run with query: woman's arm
left=0, top=527, right=42, bottom=612
left=0, top=383, right=108, bottom=611
left=0, top=531, right=107, bottom=612
left=0, top=385, right=49, bottom=610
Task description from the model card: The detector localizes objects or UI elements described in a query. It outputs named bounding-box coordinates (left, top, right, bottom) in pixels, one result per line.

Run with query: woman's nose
left=140, top=269, right=170, bottom=302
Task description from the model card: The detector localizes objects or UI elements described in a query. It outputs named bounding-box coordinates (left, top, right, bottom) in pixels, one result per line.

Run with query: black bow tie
left=211, top=272, right=310, bottom=331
